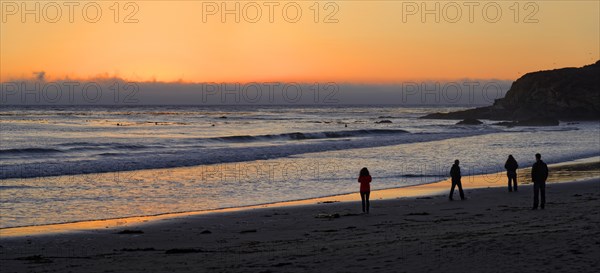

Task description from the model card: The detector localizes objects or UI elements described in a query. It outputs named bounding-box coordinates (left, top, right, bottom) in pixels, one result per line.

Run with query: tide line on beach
left=1, top=157, right=598, bottom=238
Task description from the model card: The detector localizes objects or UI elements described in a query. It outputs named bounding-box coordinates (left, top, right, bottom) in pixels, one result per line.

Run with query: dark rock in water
left=492, top=121, right=516, bottom=127
left=493, top=117, right=560, bottom=127
left=423, top=107, right=500, bottom=120
left=523, top=117, right=560, bottom=126
left=422, top=61, right=600, bottom=121
left=456, top=118, right=483, bottom=125
left=375, top=120, right=392, bottom=124
left=200, top=230, right=212, bottom=234
left=219, top=116, right=227, bottom=119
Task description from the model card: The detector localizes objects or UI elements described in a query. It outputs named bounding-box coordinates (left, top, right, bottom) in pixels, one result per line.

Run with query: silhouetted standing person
left=504, top=155, right=519, bottom=192
left=449, top=160, right=465, bottom=200
left=531, top=153, right=549, bottom=209
left=358, top=167, right=372, bottom=213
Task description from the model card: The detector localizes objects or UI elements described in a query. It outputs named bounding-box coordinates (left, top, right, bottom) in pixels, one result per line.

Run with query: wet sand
left=0, top=159, right=599, bottom=272
left=2, top=157, right=597, bottom=237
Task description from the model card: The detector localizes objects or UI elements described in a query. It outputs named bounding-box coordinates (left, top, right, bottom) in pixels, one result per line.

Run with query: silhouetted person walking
left=531, top=153, right=549, bottom=209
left=504, top=155, right=519, bottom=192
left=358, top=167, right=372, bottom=213
left=449, top=160, right=465, bottom=200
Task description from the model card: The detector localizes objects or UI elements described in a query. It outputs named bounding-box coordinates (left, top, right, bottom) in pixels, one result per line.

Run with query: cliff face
left=423, top=61, right=600, bottom=121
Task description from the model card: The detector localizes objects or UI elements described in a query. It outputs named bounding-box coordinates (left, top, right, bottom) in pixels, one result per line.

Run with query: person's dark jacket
left=450, top=164, right=461, bottom=180
left=531, top=160, right=549, bottom=183
left=504, top=158, right=519, bottom=175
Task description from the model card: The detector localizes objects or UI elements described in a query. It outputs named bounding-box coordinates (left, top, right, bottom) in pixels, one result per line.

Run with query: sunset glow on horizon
left=1, top=1, right=598, bottom=83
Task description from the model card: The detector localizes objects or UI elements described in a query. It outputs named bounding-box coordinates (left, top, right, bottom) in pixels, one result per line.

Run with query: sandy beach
left=1, top=159, right=599, bottom=272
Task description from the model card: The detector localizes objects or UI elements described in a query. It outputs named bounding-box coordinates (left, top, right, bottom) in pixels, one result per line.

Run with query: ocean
left=1, top=105, right=598, bottom=228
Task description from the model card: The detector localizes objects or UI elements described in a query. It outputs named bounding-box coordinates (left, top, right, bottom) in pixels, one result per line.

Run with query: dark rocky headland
left=422, top=61, right=600, bottom=125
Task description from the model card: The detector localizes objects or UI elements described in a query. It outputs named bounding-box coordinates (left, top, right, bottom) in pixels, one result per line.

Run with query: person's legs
left=508, top=174, right=513, bottom=192
left=360, top=192, right=366, bottom=212
left=514, top=176, right=518, bottom=192
left=365, top=192, right=370, bottom=213
left=457, top=179, right=465, bottom=200
left=540, top=182, right=546, bottom=209
left=533, top=182, right=539, bottom=209
left=449, top=180, right=456, bottom=200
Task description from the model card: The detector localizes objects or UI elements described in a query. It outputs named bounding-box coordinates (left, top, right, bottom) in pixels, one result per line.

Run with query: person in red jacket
left=358, top=167, right=372, bottom=213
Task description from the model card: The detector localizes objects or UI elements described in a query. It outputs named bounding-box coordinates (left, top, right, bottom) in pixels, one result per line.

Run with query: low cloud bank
left=1, top=78, right=512, bottom=106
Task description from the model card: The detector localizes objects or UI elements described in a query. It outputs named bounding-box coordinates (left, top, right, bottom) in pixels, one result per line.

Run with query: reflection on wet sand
left=2, top=158, right=597, bottom=238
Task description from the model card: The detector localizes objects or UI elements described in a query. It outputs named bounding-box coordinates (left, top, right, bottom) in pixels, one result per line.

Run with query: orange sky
left=1, top=1, right=598, bottom=83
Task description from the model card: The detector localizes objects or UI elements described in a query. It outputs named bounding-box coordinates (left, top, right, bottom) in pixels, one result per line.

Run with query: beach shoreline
left=0, top=178, right=598, bottom=272
left=1, top=156, right=598, bottom=238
